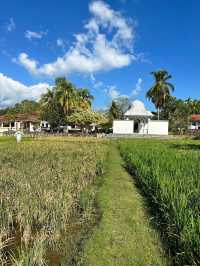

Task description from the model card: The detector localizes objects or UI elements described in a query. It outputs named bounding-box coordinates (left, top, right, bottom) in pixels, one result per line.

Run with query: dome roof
left=124, top=100, right=153, bottom=117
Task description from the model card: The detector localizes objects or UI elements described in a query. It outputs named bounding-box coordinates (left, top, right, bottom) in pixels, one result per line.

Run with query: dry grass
left=0, top=137, right=108, bottom=265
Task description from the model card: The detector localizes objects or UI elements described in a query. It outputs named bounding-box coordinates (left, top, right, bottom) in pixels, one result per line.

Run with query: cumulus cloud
left=25, top=30, right=47, bottom=40
left=6, top=18, right=16, bottom=32
left=0, top=73, right=49, bottom=108
left=16, top=1, right=135, bottom=77
left=131, top=78, right=142, bottom=97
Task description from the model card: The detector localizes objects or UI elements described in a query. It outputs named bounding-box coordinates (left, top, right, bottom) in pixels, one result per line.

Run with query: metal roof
left=124, top=100, right=153, bottom=117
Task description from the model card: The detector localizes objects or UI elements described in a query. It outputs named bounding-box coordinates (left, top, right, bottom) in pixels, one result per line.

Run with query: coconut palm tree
left=40, top=88, right=55, bottom=109
left=146, top=70, right=174, bottom=119
left=77, top=88, right=94, bottom=110
left=56, top=77, right=78, bottom=116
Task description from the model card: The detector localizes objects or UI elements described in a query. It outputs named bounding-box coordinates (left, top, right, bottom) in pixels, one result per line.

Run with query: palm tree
left=56, top=77, right=77, bottom=116
left=146, top=70, right=174, bottom=119
left=40, top=88, right=55, bottom=109
left=77, top=88, right=94, bottom=110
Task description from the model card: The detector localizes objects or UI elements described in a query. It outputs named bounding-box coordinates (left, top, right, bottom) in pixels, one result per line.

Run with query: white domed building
left=113, top=100, right=169, bottom=135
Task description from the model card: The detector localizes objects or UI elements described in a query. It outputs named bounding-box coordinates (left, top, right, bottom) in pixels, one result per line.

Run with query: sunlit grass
left=0, top=137, right=108, bottom=265
left=119, top=139, right=200, bottom=265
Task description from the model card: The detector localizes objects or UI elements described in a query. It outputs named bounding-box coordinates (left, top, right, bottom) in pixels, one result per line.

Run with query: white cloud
left=131, top=78, right=142, bottom=97
left=107, top=78, right=142, bottom=100
left=107, top=85, right=120, bottom=99
left=90, top=74, right=104, bottom=89
left=0, top=73, right=49, bottom=108
left=6, top=18, right=16, bottom=32
left=56, top=38, right=66, bottom=50
left=16, top=1, right=135, bottom=77
left=107, top=84, right=128, bottom=100
left=14, top=53, right=39, bottom=75
left=25, top=30, right=47, bottom=40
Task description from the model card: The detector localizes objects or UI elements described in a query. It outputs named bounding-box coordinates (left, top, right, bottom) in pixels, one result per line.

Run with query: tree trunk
left=157, top=108, right=160, bottom=120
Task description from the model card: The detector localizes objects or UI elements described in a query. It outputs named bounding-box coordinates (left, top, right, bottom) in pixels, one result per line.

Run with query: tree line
left=0, top=72, right=199, bottom=133
left=0, top=77, right=107, bottom=133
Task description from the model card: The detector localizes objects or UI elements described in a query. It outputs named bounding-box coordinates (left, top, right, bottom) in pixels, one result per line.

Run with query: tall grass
left=0, top=137, right=108, bottom=265
left=119, top=139, right=200, bottom=265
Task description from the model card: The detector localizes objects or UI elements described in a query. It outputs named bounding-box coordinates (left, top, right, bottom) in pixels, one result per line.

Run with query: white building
left=113, top=100, right=169, bottom=135
left=0, top=113, right=50, bottom=134
left=188, top=114, right=200, bottom=131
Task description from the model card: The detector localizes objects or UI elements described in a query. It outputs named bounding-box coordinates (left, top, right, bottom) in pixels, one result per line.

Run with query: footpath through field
left=80, top=144, right=169, bottom=266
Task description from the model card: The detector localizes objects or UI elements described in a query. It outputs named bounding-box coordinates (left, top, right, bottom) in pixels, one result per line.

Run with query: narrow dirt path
left=79, top=144, right=169, bottom=266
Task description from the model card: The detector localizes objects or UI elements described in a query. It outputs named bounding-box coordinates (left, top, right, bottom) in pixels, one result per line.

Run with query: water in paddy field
left=2, top=219, right=92, bottom=265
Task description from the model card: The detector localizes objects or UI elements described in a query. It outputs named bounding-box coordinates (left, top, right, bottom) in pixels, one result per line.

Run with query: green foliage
left=0, top=100, right=40, bottom=115
left=40, top=77, right=95, bottom=129
left=185, top=98, right=200, bottom=114
left=147, top=70, right=174, bottom=119
left=161, top=96, right=200, bottom=133
left=119, top=139, right=200, bottom=265
left=108, top=101, right=122, bottom=121
left=77, top=88, right=94, bottom=110
left=67, top=109, right=107, bottom=131
left=108, top=97, right=130, bottom=123
left=56, top=77, right=77, bottom=115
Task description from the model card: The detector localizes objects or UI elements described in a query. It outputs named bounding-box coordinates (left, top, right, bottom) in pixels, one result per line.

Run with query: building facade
left=113, top=100, right=169, bottom=135
left=188, top=114, right=200, bottom=131
left=0, top=113, right=50, bottom=134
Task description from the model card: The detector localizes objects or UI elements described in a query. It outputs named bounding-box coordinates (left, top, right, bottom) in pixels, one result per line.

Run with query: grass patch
left=80, top=143, right=169, bottom=266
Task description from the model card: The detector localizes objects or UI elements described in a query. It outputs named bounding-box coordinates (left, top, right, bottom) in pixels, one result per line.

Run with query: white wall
left=148, top=120, right=169, bottom=135
left=113, top=120, right=134, bottom=134
left=188, top=122, right=200, bottom=130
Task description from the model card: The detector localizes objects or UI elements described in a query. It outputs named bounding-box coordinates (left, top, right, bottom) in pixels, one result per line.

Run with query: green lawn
left=80, top=143, right=169, bottom=266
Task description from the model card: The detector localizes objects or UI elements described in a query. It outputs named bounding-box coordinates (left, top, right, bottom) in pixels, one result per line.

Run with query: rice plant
left=0, top=137, right=108, bottom=265
left=119, top=139, right=200, bottom=265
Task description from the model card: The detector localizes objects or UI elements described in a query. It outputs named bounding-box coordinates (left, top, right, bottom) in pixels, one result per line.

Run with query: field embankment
left=0, top=137, right=108, bottom=265
left=119, top=139, right=200, bottom=265
left=80, top=144, right=168, bottom=266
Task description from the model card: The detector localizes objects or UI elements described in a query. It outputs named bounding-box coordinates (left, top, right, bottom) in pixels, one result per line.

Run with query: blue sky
left=0, top=0, right=199, bottom=110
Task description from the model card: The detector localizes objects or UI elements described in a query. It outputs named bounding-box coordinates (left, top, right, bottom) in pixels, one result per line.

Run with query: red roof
left=191, top=114, right=200, bottom=122
left=0, top=112, right=40, bottom=122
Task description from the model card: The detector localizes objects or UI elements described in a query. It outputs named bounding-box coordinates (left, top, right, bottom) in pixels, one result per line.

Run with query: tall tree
left=40, top=87, right=64, bottom=128
left=146, top=70, right=174, bottom=119
left=108, top=100, right=122, bottom=121
left=77, top=88, right=94, bottom=110
left=40, top=88, right=55, bottom=109
left=67, top=109, right=107, bottom=134
left=56, top=77, right=77, bottom=116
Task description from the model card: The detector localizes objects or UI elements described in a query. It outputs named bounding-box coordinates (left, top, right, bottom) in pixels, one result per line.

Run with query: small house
left=188, top=114, right=200, bottom=131
left=113, top=100, right=169, bottom=135
left=0, top=112, right=50, bottom=134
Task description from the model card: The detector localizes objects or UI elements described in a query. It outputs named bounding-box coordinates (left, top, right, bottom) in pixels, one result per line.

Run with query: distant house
left=0, top=112, right=50, bottom=134
left=113, top=100, right=169, bottom=135
left=188, top=114, right=200, bottom=131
